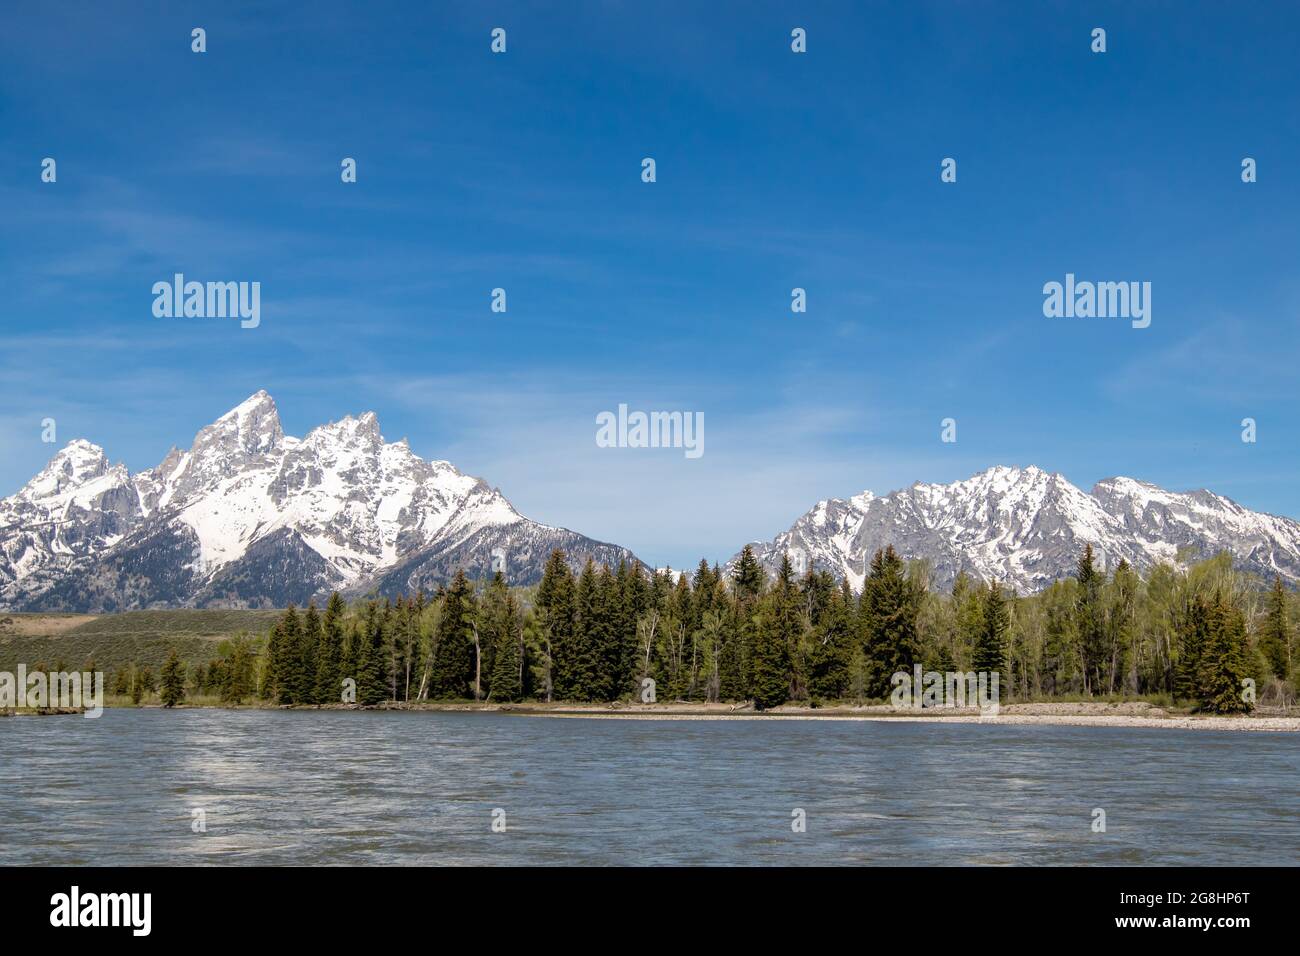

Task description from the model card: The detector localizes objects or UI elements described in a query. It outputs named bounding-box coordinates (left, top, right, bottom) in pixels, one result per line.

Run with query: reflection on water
left=1, top=710, right=1297, bottom=865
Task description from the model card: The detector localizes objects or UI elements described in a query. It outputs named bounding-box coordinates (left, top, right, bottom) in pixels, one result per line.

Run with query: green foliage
left=1197, top=593, right=1253, bottom=714
left=486, top=577, right=524, bottom=703
left=750, top=554, right=797, bottom=710
left=860, top=546, right=922, bottom=698
left=160, top=648, right=186, bottom=707
left=429, top=572, right=475, bottom=699
left=972, top=582, right=1009, bottom=674
left=315, top=592, right=346, bottom=704
left=1258, top=576, right=1292, bottom=680
left=536, top=550, right=576, bottom=701
left=0, top=609, right=279, bottom=677
left=17, top=538, right=1286, bottom=716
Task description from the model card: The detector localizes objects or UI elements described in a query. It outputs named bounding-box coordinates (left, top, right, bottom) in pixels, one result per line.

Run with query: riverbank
left=84, top=698, right=1300, bottom=732
left=491, top=700, right=1300, bottom=732
left=1, top=706, right=86, bottom=717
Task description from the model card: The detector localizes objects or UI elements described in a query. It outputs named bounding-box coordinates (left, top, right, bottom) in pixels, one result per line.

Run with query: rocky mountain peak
left=736, top=464, right=1300, bottom=593
left=0, top=392, right=641, bottom=611
left=20, top=439, right=112, bottom=500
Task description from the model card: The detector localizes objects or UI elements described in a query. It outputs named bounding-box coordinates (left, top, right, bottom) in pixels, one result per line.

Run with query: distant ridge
left=0, top=392, right=639, bottom=611
left=732, top=465, right=1300, bottom=593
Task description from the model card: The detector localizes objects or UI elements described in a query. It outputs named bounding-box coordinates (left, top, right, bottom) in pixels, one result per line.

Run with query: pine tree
left=354, top=602, right=389, bottom=705
left=397, top=596, right=421, bottom=701
left=1198, top=592, right=1252, bottom=714
left=263, top=618, right=285, bottom=701
left=569, top=559, right=601, bottom=700
left=584, top=564, right=621, bottom=701
left=732, top=545, right=765, bottom=602
left=489, top=590, right=524, bottom=703
left=1075, top=544, right=1106, bottom=694
left=622, top=562, right=651, bottom=696
left=973, top=581, right=1009, bottom=675
left=1175, top=594, right=1210, bottom=702
left=315, top=591, right=346, bottom=704
left=160, top=649, right=186, bottom=708
left=536, top=550, right=576, bottom=701
left=725, top=544, right=765, bottom=700
left=952, top=571, right=984, bottom=669
left=477, top=573, right=511, bottom=700
left=1258, top=576, right=1291, bottom=680
left=860, top=546, right=921, bottom=698
left=279, top=605, right=305, bottom=704
left=430, top=571, right=476, bottom=699
left=221, top=634, right=256, bottom=704
left=297, top=602, right=322, bottom=704
left=751, top=554, right=797, bottom=710
left=808, top=579, right=854, bottom=701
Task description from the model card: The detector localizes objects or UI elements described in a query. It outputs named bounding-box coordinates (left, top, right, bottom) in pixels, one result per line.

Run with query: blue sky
left=1, top=1, right=1297, bottom=570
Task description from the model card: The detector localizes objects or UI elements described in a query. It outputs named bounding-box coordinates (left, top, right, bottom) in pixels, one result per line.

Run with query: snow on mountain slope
left=736, top=465, right=1300, bottom=593
left=0, top=391, right=640, bottom=611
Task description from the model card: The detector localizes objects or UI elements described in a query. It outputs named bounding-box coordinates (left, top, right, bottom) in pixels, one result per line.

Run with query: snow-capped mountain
left=734, top=465, right=1300, bottom=594
left=0, top=391, right=639, bottom=611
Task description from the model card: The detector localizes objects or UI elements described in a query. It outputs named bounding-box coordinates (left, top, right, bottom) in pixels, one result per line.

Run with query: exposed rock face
left=734, top=466, right=1300, bottom=593
left=0, top=392, right=640, bottom=611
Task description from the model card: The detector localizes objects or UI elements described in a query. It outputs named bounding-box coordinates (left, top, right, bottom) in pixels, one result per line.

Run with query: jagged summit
left=734, top=465, right=1300, bottom=593
left=0, top=392, right=639, bottom=611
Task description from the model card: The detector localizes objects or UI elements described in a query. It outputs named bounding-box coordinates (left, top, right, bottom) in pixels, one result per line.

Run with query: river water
left=2, top=710, right=1296, bottom=865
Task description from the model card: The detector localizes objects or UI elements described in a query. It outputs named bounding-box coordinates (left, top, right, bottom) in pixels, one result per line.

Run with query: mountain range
left=0, top=392, right=635, bottom=611
left=3, top=393, right=1298, bottom=611
left=734, top=465, right=1300, bottom=594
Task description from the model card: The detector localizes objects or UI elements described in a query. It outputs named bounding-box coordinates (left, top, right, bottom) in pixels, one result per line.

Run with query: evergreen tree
left=355, top=602, right=389, bottom=705
left=263, top=618, right=285, bottom=701
left=396, top=596, right=421, bottom=701
left=429, top=571, right=476, bottom=698
left=622, top=562, right=651, bottom=695
left=221, top=634, right=256, bottom=704
left=973, top=581, right=1009, bottom=675
left=1175, top=594, right=1211, bottom=702
left=160, top=649, right=186, bottom=708
left=808, top=578, right=854, bottom=701
left=751, top=554, right=797, bottom=710
left=489, top=590, right=524, bottom=703
left=477, top=573, right=511, bottom=700
left=570, top=558, right=603, bottom=700
left=315, top=591, right=346, bottom=704
left=536, top=550, right=576, bottom=701
left=276, top=605, right=305, bottom=704
left=1258, top=576, right=1291, bottom=680
left=732, top=545, right=765, bottom=603
left=296, top=602, right=321, bottom=704
left=1198, top=592, right=1252, bottom=714
left=860, top=546, right=921, bottom=698
left=1074, top=544, right=1106, bottom=694
left=952, top=571, right=985, bottom=669
left=724, top=544, right=765, bottom=700
left=589, top=564, right=622, bottom=701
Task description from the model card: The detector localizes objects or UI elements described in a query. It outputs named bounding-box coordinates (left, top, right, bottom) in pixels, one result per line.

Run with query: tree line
left=131, top=543, right=1294, bottom=714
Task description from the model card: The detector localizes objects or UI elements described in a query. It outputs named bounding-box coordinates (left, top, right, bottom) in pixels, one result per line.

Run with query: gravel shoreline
left=528, top=711, right=1300, bottom=732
